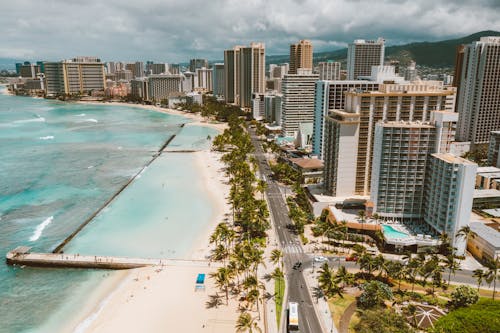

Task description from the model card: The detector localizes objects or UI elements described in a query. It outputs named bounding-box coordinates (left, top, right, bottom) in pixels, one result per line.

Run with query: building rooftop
left=478, top=172, right=500, bottom=179
left=482, top=208, right=500, bottom=218
left=432, top=153, right=477, bottom=165
left=474, top=189, right=500, bottom=199
left=477, top=166, right=500, bottom=174
left=470, top=222, right=500, bottom=249
left=289, top=158, right=324, bottom=170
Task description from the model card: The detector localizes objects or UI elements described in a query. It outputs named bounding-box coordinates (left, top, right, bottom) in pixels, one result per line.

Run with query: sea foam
left=29, top=216, right=54, bottom=241
left=14, top=117, right=46, bottom=124
left=84, top=119, right=98, bottom=123
left=39, top=136, right=55, bottom=140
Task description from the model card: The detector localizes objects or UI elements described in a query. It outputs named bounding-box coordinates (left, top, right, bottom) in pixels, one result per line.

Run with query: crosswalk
left=283, top=243, right=303, bottom=254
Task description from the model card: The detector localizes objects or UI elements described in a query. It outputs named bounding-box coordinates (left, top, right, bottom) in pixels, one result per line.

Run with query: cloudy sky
left=2, top=0, right=499, bottom=62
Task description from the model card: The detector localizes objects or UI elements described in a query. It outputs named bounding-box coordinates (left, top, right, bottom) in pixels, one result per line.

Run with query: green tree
left=358, top=281, right=394, bottom=309
left=354, top=308, right=415, bottom=333
left=449, top=285, right=479, bottom=309
left=485, top=258, right=499, bottom=300
left=473, top=269, right=486, bottom=292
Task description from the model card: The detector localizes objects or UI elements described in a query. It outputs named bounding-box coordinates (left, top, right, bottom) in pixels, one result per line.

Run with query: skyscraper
left=224, top=43, right=265, bottom=108
left=189, top=58, right=208, bottom=72
left=456, top=36, right=500, bottom=146
left=212, top=63, right=224, bottom=98
left=289, top=40, right=313, bottom=74
left=281, top=70, right=319, bottom=137
left=487, top=131, right=500, bottom=168
left=347, top=38, right=385, bottom=80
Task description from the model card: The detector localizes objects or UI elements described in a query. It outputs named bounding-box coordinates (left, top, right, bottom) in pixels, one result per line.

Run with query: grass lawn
left=275, top=276, right=285, bottom=328
left=327, top=294, right=356, bottom=329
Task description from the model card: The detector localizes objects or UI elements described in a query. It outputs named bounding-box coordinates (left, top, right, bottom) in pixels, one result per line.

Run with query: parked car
left=313, top=256, right=328, bottom=263
left=345, top=256, right=358, bottom=262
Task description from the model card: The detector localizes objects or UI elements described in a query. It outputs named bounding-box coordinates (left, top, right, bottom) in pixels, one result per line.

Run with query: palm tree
left=270, top=249, right=283, bottom=270
left=211, top=267, right=233, bottom=304
left=473, top=268, right=486, bottom=292
left=336, top=265, right=354, bottom=288
left=359, top=253, right=377, bottom=276
left=485, top=258, right=499, bottom=300
left=357, top=210, right=366, bottom=232
left=386, top=261, right=405, bottom=291
left=406, top=258, right=420, bottom=293
left=455, top=226, right=477, bottom=254
left=443, top=254, right=460, bottom=287
left=318, top=263, right=344, bottom=298
left=236, top=311, right=261, bottom=333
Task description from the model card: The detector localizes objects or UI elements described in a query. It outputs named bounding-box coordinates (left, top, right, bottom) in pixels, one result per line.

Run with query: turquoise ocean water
left=0, top=87, right=218, bottom=332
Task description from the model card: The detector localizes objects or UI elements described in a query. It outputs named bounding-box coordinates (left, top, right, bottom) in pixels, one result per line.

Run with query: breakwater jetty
left=6, top=246, right=216, bottom=270
left=52, top=124, right=185, bottom=254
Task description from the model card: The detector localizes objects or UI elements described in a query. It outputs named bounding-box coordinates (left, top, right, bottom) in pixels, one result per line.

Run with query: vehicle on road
left=287, top=302, right=299, bottom=332
left=346, top=256, right=358, bottom=262
left=292, top=262, right=302, bottom=270
left=314, top=256, right=328, bottom=263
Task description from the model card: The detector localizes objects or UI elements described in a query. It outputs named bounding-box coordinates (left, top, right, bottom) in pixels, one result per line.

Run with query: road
left=248, top=128, right=325, bottom=333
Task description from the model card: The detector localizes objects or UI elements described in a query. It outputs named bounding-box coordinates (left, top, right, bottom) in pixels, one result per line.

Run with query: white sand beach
left=72, top=146, right=238, bottom=333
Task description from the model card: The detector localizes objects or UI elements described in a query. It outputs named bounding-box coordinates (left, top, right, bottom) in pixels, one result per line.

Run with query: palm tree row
left=210, top=116, right=271, bottom=331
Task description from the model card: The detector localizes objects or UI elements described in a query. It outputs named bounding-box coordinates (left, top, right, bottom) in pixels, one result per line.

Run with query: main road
left=248, top=128, right=325, bottom=333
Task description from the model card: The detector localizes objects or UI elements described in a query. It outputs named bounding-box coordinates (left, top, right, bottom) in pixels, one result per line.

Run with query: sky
left=1, top=0, right=499, bottom=63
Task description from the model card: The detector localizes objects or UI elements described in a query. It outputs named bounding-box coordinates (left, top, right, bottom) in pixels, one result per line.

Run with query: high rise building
left=281, top=70, right=319, bottom=137
left=169, top=64, right=180, bottom=74
left=264, top=93, right=283, bottom=124
left=269, top=63, right=289, bottom=79
left=487, top=131, right=500, bottom=168
left=189, top=58, right=208, bottom=72
left=212, top=63, right=224, bottom=97
left=147, top=74, right=184, bottom=102
left=147, top=63, right=168, bottom=75
left=453, top=45, right=466, bottom=88
left=318, top=61, right=341, bottom=80
left=44, top=57, right=105, bottom=96
left=18, top=62, right=41, bottom=78
left=370, top=121, right=437, bottom=222
left=323, top=111, right=361, bottom=197
left=404, top=61, right=418, bottom=81
left=322, top=86, right=454, bottom=196
left=130, top=78, right=149, bottom=100
left=347, top=38, right=385, bottom=80
left=133, top=61, right=144, bottom=78
left=289, top=40, right=313, bottom=74
left=224, top=43, right=265, bottom=108
left=423, top=153, right=476, bottom=255
left=195, top=67, right=213, bottom=92
left=312, top=80, right=379, bottom=158
left=456, top=37, right=500, bottom=145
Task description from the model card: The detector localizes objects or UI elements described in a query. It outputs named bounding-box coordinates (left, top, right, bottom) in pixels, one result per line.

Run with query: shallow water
left=0, top=89, right=218, bottom=333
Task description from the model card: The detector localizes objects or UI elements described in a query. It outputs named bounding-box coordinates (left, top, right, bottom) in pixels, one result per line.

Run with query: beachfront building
left=44, top=57, right=105, bottom=96
left=423, top=154, right=477, bottom=255
left=312, top=80, right=379, bottom=158
left=146, top=63, right=168, bottom=75
left=130, top=78, right=149, bottom=100
left=195, top=67, right=212, bottom=92
left=189, top=58, right=208, bottom=72
left=281, top=70, right=319, bottom=137
left=323, top=111, right=360, bottom=197
left=318, top=61, right=341, bottom=80
left=322, top=85, right=454, bottom=197
left=147, top=74, right=184, bottom=102
left=456, top=37, right=500, bottom=145
left=347, top=38, right=385, bottom=80
left=487, top=131, right=500, bottom=168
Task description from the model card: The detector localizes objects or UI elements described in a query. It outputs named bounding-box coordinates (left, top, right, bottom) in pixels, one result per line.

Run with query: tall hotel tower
left=347, top=38, right=385, bottom=80
left=456, top=36, right=500, bottom=146
left=289, top=40, right=313, bottom=74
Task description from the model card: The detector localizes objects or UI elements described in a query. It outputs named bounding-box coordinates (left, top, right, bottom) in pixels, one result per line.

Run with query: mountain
left=265, top=30, right=500, bottom=68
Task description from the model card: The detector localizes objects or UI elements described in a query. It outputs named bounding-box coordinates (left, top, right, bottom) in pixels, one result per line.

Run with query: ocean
left=0, top=87, right=218, bottom=333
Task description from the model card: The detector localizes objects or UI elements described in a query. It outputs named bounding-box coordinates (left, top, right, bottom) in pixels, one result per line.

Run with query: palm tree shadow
left=206, top=293, right=224, bottom=309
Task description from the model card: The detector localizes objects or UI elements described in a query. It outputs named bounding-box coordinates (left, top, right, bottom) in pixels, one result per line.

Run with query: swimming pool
left=382, top=225, right=410, bottom=239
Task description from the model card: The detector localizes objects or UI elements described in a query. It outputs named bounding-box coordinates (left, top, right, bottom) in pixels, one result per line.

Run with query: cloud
left=0, top=0, right=498, bottom=62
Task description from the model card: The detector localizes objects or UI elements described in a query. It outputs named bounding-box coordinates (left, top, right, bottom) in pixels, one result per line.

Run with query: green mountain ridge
left=266, top=30, right=500, bottom=68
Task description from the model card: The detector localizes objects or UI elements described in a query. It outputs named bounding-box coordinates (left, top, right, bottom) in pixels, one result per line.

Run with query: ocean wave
left=87, top=165, right=94, bottom=169
left=39, top=136, right=55, bottom=140
left=13, top=117, right=46, bottom=124
left=84, top=119, right=98, bottom=123
left=76, top=113, right=86, bottom=117
left=29, top=216, right=54, bottom=242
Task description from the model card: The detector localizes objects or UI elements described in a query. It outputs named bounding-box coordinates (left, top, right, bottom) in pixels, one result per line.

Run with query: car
left=292, top=262, right=302, bottom=270
left=314, top=256, right=328, bottom=263
left=345, top=256, right=358, bottom=262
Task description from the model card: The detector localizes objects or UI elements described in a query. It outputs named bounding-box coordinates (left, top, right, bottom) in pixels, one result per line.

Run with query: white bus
left=288, top=302, right=299, bottom=332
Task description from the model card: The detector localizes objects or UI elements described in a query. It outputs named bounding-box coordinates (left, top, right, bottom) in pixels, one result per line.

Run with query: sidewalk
left=302, top=267, right=338, bottom=333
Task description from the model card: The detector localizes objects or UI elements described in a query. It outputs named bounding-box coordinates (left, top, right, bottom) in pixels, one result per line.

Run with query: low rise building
left=468, top=222, right=500, bottom=263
